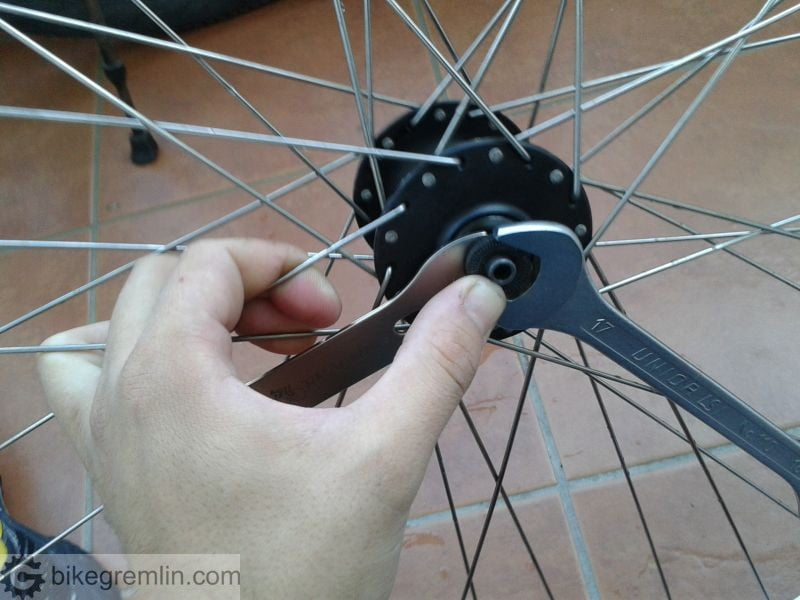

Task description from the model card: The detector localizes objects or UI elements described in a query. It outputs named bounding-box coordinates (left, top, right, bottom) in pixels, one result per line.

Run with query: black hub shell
left=372, top=138, right=592, bottom=300
left=353, top=101, right=521, bottom=242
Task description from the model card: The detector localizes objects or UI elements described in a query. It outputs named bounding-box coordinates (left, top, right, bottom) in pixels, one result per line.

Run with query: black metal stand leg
left=84, top=0, right=159, bottom=165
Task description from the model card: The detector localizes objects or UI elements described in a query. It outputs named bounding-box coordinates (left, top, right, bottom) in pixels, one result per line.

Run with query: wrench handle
left=551, top=275, right=800, bottom=496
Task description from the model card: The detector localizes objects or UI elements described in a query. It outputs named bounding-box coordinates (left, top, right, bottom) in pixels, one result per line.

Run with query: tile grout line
left=408, top=424, right=800, bottom=527
left=521, top=352, right=601, bottom=599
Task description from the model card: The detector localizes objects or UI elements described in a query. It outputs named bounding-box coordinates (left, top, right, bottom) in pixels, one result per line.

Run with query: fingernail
left=463, top=276, right=507, bottom=336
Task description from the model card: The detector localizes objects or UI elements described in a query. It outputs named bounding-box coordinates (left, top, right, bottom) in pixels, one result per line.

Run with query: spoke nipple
left=381, top=137, right=395, bottom=149
left=433, top=108, right=447, bottom=122
left=488, top=147, right=504, bottom=164
left=575, top=224, right=588, bottom=237
left=549, top=169, right=564, bottom=185
left=360, top=189, right=373, bottom=202
left=422, top=172, right=437, bottom=188
left=384, top=230, right=399, bottom=244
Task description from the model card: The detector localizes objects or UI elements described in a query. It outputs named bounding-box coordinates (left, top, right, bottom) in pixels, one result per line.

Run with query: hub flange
left=352, top=102, right=592, bottom=338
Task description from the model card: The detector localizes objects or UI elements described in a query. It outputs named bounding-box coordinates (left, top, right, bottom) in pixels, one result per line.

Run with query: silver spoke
left=385, top=0, right=531, bottom=159
left=434, top=444, right=478, bottom=600
left=434, top=0, right=524, bottom=154
left=488, top=32, right=800, bottom=115
left=364, top=0, right=376, bottom=137
left=534, top=334, right=800, bottom=518
left=455, top=399, right=554, bottom=597
left=0, top=106, right=459, bottom=166
left=420, top=0, right=472, bottom=84
left=626, top=198, right=800, bottom=294
left=586, top=248, right=772, bottom=597
left=575, top=339, right=672, bottom=599
left=0, top=153, right=364, bottom=336
left=129, top=0, right=367, bottom=220
left=333, top=0, right=387, bottom=209
left=0, top=2, right=416, bottom=109
left=0, top=414, right=55, bottom=451
left=583, top=0, right=780, bottom=253
left=0, top=240, right=374, bottom=261
left=581, top=54, right=714, bottom=164
left=411, top=0, right=518, bottom=126
left=600, top=215, right=800, bottom=294
left=267, top=205, right=404, bottom=291
left=0, top=23, right=375, bottom=281
left=514, top=2, right=800, bottom=143
left=528, top=0, right=568, bottom=127
left=462, top=335, right=579, bottom=597
left=595, top=227, right=800, bottom=247
left=666, top=402, right=770, bottom=598
left=0, top=506, right=104, bottom=583
left=584, top=178, right=800, bottom=242
left=572, top=0, right=584, bottom=200
left=496, top=337, right=658, bottom=393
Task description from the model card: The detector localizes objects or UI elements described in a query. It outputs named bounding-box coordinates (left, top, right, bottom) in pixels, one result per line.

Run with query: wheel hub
left=353, top=102, right=592, bottom=337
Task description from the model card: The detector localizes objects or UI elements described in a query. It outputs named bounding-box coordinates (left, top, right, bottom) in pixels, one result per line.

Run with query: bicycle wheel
left=1, top=0, right=799, bottom=598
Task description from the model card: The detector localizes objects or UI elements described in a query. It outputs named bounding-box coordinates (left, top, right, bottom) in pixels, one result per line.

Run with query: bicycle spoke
left=364, top=0, right=376, bottom=137
left=0, top=414, right=55, bottom=451
left=625, top=199, right=800, bottom=294
left=434, top=444, right=478, bottom=600
left=129, top=0, right=368, bottom=220
left=586, top=247, right=770, bottom=596
left=0, top=2, right=417, bottom=109
left=333, top=0, right=388, bottom=210
left=434, top=0, right=524, bottom=155
left=585, top=179, right=800, bottom=242
left=331, top=220, right=386, bottom=408
left=267, top=205, right=403, bottom=290
left=0, top=240, right=375, bottom=264
left=461, top=332, right=545, bottom=599
left=595, top=227, right=800, bottom=247
left=583, top=0, right=780, bottom=253
left=496, top=337, right=658, bottom=393
left=530, top=334, right=800, bottom=518
left=0, top=153, right=362, bottom=336
left=513, top=2, right=800, bottom=143
left=575, top=339, right=672, bottom=599
left=385, top=0, right=531, bottom=160
left=0, top=506, right=104, bottom=583
left=489, top=32, right=800, bottom=115
left=581, top=54, right=714, bottom=164
left=0, top=25, right=380, bottom=283
left=666, top=402, right=770, bottom=598
left=528, top=0, right=567, bottom=128
left=411, top=0, right=518, bottom=126
left=599, top=214, right=800, bottom=294
left=0, top=107, right=459, bottom=166
left=420, top=0, right=472, bottom=84
left=457, top=396, right=554, bottom=598
left=572, top=0, right=584, bottom=201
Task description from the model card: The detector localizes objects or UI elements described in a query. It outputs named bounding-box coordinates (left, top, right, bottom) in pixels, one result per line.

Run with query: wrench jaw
left=493, top=221, right=586, bottom=332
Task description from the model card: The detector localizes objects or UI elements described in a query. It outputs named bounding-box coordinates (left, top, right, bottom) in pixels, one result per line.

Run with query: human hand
left=37, top=238, right=506, bottom=599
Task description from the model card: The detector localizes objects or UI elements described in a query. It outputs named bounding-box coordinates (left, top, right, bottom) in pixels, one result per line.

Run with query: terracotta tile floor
left=1, top=0, right=799, bottom=597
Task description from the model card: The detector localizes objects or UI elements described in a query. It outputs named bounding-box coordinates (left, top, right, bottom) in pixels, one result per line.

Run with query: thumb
left=361, top=275, right=506, bottom=444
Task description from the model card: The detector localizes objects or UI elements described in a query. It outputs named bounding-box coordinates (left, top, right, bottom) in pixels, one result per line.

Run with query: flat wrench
left=249, top=231, right=486, bottom=403
left=251, top=221, right=800, bottom=496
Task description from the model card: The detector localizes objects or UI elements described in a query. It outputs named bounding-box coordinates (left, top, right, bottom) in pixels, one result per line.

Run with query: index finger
left=144, top=238, right=340, bottom=367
